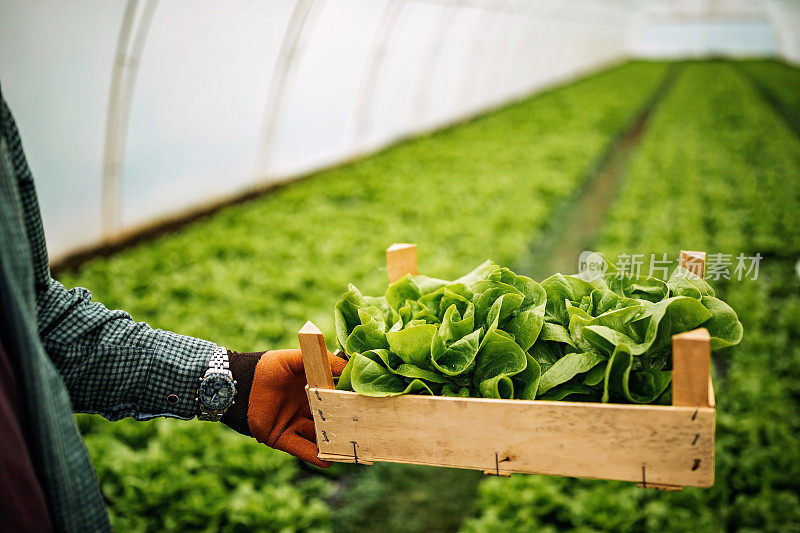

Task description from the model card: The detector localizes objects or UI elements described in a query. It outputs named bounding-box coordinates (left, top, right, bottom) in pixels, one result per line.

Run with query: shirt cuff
left=137, top=332, right=216, bottom=420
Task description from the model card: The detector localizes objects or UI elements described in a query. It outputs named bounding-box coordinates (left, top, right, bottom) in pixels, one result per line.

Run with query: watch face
left=199, top=374, right=235, bottom=410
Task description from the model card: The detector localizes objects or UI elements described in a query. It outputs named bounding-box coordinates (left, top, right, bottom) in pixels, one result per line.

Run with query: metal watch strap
left=197, top=346, right=233, bottom=421
left=207, top=345, right=230, bottom=374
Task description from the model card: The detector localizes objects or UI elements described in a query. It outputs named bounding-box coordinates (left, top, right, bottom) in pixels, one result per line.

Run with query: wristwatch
left=196, top=346, right=237, bottom=421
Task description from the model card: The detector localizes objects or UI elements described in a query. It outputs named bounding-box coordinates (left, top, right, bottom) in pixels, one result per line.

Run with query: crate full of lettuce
left=298, top=245, right=741, bottom=488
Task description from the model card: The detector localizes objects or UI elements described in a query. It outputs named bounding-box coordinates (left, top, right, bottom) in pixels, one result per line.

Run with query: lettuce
left=333, top=261, right=742, bottom=403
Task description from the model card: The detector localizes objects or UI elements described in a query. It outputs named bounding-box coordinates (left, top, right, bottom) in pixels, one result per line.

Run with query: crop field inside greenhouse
left=57, top=60, right=800, bottom=532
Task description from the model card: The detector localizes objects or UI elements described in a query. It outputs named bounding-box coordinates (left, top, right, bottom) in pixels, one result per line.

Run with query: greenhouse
left=0, top=1, right=799, bottom=531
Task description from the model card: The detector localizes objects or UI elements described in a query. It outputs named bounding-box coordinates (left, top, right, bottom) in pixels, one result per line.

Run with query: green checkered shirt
left=0, top=91, right=216, bottom=531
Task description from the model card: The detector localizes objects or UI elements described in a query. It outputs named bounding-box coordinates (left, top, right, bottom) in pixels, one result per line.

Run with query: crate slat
left=307, top=387, right=715, bottom=487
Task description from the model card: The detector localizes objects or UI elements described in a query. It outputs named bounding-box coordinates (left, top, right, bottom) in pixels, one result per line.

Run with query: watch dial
left=200, top=375, right=234, bottom=409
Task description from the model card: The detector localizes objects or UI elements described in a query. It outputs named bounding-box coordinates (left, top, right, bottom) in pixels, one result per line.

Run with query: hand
left=247, top=349, right=347, bottom=467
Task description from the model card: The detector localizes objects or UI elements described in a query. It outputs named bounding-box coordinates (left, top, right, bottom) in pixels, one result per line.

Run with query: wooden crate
left=299, top=245, right=715, bottom=489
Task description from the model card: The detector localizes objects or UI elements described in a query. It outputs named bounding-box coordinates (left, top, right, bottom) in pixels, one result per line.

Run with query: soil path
left=735, top=62, right=800, bottom=140
left=514, top=64, right=682, bottom=280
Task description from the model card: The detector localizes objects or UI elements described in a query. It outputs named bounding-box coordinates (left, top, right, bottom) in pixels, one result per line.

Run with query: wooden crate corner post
left=674, top=250, right=712, bottom=406
left=298, top=322, right=341, bottom=464
left=674, top=249, right=713, bottom=408
left=298, top=321, right=334, bottom=390
left=672, top=328, right=711, bottom=408
left=298, top=322, right=375, bottom=466
left=679, top=250, right=706, bottom=278
left=386, top=243, right=418, bottom=282
left=637, top=250, right=714, bottom=490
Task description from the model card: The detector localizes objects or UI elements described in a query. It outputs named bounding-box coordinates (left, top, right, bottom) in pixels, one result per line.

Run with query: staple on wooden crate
left=638, top=464, right=682, bottom=491
left=483, top=451, right=513, bottom=477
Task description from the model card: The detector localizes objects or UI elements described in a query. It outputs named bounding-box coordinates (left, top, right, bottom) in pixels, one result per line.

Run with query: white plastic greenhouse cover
left=1, top=0, right=798, bottom=262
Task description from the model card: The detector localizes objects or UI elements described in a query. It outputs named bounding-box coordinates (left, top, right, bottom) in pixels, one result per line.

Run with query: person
left=0, top=86, right=346, bottom=532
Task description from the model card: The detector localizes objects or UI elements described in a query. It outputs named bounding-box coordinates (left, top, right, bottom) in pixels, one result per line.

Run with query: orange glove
left=245, top=349, right=346, bottom=467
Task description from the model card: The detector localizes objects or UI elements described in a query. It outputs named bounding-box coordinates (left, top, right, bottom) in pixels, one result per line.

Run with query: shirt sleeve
left=36, top=278, right=215, bottom=421
left=1, top=90, right=216, bottom=422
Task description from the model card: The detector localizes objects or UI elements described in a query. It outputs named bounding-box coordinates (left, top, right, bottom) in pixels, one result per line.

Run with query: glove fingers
left=279, top=349, right=347, bottom=379
left=248, top=354, right=283, bottom=443
left=295, top=417, right=317, bottom=441
left=274, top=432, right=332, bottom=468
left=328, top=353, right=347, bottom=377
